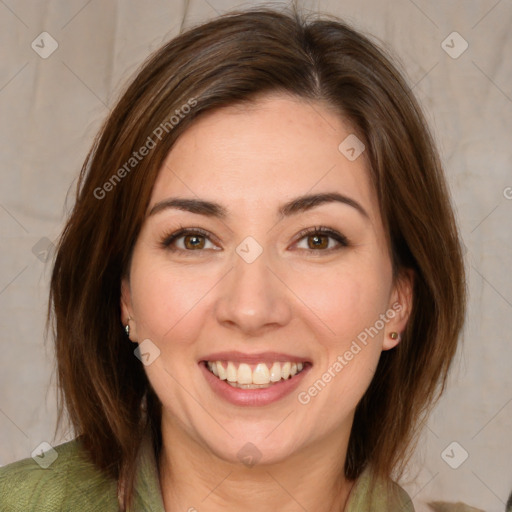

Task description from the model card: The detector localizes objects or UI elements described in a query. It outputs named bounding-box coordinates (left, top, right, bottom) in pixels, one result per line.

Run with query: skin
left=121, top=93, right=413, bottom=512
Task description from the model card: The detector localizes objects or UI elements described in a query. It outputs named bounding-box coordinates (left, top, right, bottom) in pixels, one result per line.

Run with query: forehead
left=150, top=94, right=376, bottom=219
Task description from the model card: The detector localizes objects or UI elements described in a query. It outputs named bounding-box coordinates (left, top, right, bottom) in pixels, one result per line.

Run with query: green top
left=0, top=431, right=414, bottom=511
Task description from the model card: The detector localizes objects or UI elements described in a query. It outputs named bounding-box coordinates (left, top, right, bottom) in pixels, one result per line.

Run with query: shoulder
left=0, top=438, right=118, bottom=512
left=347, top=465, right=415, bottom=511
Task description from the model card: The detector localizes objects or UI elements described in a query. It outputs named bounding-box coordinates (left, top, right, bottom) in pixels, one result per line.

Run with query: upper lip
left=200, top=351, right=312, bottom=365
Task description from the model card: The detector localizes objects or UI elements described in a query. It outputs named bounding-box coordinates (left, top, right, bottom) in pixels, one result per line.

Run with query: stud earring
left=125, top=317, right=132, bottom=336
left=389, top=332, right=399, bottom=340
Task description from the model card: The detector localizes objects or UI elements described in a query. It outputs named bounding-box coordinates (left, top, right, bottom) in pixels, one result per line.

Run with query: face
left=121, top=93, right=412, bottom=467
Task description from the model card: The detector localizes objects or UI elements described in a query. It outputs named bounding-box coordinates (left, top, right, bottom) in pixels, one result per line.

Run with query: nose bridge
left=215, top=242, right=291, bottom=333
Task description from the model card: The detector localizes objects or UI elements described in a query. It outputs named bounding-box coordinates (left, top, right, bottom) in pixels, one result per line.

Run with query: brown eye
left=160, top=228, right=219, bottom=253
left=307, top=234, right=329, bottom=250
left=294, top=226, right=349, bottom=252
left=183, top=234, right=206, bottom=250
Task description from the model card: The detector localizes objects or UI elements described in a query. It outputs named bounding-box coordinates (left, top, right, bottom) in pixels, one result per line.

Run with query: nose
left=214, top=250, right=292, bottom=336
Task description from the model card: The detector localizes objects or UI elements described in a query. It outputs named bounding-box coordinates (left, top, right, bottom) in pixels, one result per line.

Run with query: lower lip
left=199, top=361, right=311, bottom=406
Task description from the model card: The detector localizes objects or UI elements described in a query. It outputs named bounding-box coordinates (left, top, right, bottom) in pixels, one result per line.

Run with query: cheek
left=129, top=253, right=220, bottom=347
left=293, top=271, right=387, bottom=417
left=291, top=262, right=391, bottom=403
left=289, top=263, right=391, bottom=345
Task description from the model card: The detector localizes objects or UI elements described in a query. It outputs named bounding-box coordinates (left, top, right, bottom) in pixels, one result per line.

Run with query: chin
left=202, top=429, right=301, bottom=468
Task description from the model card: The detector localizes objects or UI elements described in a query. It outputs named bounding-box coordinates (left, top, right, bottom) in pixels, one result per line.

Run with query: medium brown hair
left=48, top=4, right=466, bottom=509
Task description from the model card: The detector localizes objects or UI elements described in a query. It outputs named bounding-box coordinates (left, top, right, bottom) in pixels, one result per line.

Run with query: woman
left=0, top=5, right=466, bottom=511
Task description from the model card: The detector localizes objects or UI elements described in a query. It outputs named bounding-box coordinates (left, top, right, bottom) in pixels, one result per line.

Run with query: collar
left=130, top=426, right=166, bottom=512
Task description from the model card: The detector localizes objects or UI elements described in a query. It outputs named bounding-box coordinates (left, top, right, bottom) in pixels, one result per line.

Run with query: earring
left=389, top=332, right=399, bottom=340
left=125, top=317, right=132, bottom=336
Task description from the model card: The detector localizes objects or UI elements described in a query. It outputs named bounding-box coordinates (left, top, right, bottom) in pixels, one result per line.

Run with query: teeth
left=237, top=363, right=252, bottom=385
left=206, top=360, right=307, bottom=386
left=281, top=362, right=291, bottom=379
left=253, top=363, right=270, bottom=385
left=216, top=361, right=227, bottom=380
left=270, top=362, right=281, bottom=382
left=226, top=361, right=237, bottom=382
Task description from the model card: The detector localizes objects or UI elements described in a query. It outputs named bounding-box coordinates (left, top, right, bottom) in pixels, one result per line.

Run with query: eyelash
left=159, top=225, right=349, bottom=255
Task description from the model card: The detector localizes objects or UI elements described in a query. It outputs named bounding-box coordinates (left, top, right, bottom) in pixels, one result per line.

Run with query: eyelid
left=291, top=225, right=349, bottom=251
left=160, top=225, right=349, bottom=253
left=160, top=226, right=221, bottom=251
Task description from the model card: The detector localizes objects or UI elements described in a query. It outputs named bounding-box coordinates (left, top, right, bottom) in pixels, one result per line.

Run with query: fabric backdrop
left=1, top=1, right=511, bottom=511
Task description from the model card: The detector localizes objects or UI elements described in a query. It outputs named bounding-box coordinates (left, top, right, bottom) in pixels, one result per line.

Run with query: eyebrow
left=147, top=192, right=369, bottom=220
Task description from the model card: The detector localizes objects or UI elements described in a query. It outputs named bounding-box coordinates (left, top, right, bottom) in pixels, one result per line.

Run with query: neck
left=158, top=418, right=355, bottom=512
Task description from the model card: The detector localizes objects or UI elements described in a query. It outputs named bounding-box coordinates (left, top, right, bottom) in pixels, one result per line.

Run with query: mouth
left=202, top=360, right=311, bottom=389
left=198, top=351, right=313, bottom=406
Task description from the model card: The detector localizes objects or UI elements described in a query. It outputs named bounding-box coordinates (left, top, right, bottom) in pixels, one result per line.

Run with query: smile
left=205, top=360, right=308, bottom=389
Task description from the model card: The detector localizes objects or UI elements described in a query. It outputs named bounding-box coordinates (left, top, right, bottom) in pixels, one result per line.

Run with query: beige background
left=1, top=1, right=511, bottom=510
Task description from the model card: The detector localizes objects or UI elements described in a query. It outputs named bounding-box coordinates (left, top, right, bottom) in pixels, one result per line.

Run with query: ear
left=121, top=276, right=138, bottom=342
left=382, top=268, right=414, bottom=351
